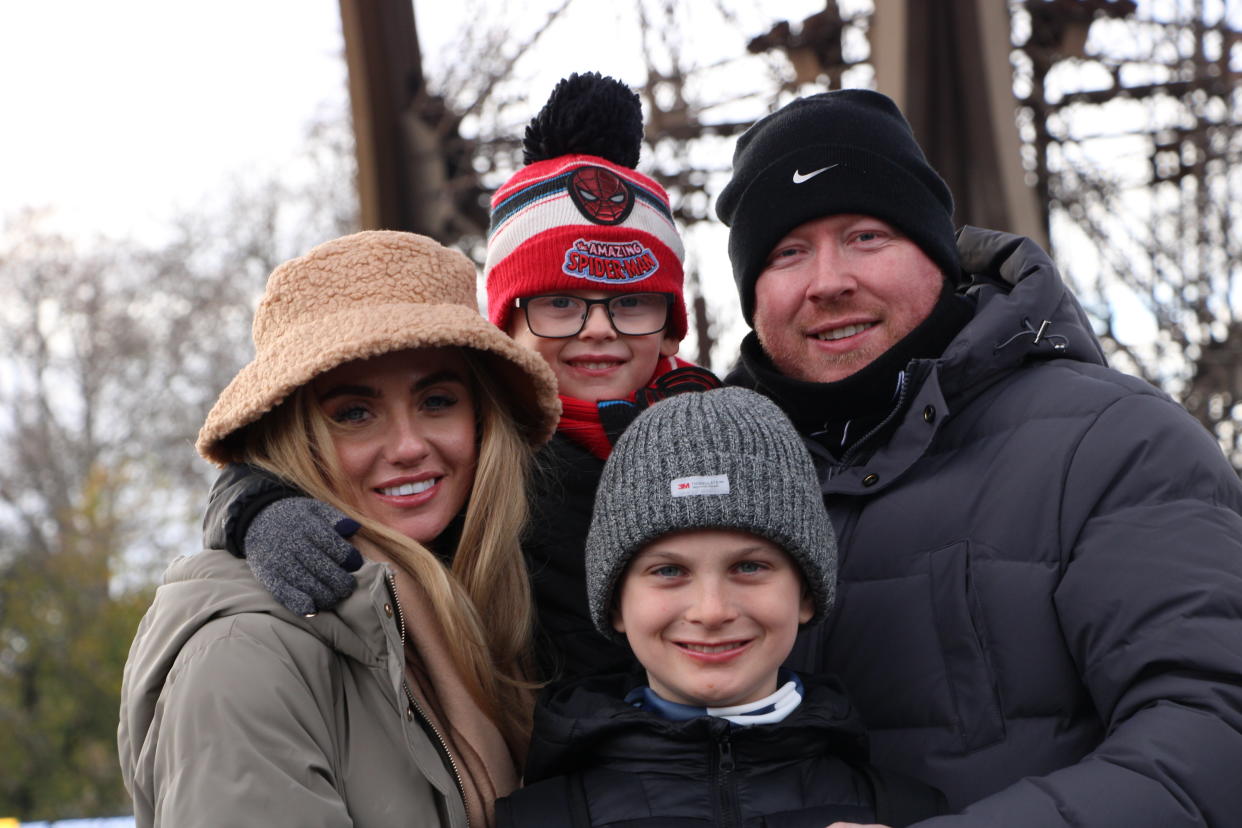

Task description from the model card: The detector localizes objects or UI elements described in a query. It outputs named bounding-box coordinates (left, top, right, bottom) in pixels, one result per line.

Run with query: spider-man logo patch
left=568, top=166, right=634, bottom=225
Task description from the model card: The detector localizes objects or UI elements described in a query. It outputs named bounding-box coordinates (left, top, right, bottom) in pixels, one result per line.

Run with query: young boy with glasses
left=200, top=72, right=717, bottom=682
left=484, top=72, right=720, bottom=678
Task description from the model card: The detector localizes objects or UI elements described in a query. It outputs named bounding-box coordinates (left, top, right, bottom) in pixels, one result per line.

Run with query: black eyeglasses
left=515, top=293, right=673, bottom=338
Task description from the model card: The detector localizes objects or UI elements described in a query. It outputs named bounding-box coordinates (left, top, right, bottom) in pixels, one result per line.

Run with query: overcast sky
left=3, top=3, right=1218, bottom=387
left=0, top=1, right=834, bottom=239
left=0, top=2, right=356, bottom=239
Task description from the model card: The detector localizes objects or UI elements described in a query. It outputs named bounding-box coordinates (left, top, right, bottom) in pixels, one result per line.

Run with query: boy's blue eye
left=735, top=561, right=766, bottom=574
left=652, top=564, right=684, bottom=578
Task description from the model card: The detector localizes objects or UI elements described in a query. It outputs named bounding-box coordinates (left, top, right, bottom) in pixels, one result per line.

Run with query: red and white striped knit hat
left=483, top=73, right=687, bottom=338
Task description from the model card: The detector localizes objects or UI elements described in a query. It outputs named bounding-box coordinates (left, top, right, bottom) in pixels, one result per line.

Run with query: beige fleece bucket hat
left=197, top=230, right=561, bottom=466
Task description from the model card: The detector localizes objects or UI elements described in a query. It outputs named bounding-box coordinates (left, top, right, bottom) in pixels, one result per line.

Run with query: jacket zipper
left=385, top=571, right=470, bottom=828
left=714, top=730, right=739, bottom=828
left=838, top=367, right=915, bottom=469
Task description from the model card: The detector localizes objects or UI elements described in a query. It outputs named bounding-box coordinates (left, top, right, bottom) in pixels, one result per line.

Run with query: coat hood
left=941, top=226, right=1106, bottom=403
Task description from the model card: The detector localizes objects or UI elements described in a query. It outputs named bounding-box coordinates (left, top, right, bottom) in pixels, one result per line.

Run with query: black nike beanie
left=715, top=89, right=960, bottom=326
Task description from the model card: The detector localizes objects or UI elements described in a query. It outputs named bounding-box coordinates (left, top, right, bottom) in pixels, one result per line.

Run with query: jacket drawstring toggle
left=994, top=318, right=1069, bottom=353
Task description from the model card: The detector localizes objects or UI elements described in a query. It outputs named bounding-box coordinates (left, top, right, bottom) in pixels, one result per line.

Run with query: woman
left=118, top=230, right=560, bottom=828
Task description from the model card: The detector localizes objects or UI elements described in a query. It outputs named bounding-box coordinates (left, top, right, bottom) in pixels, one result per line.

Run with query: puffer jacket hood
left=942, top=226, right=1105, bottom=401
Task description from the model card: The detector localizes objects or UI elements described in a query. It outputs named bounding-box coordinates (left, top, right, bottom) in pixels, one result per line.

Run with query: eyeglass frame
left=514, top=292, right=674, bottom=339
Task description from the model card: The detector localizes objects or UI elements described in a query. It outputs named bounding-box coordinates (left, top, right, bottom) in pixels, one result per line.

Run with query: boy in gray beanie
left=587, top=385, right=836, bottom=645
left=496, top=388, right=945, bottom=828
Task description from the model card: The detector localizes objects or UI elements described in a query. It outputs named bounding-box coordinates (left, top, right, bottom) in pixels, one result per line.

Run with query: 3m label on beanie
left=671, top=474, right=730, bottom=497
left=562, top=238, right=659, bottom=284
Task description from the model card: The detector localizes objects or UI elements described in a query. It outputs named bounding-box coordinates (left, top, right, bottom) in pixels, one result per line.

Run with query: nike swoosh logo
left=792, top=164, right=839, bottom=184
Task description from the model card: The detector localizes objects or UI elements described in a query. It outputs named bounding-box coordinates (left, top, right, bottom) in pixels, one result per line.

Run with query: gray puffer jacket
left=118, top=547, right=467, bottom=828
left=737, top=227, right=1242, bottom=827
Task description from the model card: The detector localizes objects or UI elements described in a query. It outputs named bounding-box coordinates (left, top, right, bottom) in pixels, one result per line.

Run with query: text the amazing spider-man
left=561, top=238, right=660, bottom=283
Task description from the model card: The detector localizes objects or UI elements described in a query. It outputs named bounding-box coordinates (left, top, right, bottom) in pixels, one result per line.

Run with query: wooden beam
left=338, top=0, right=423, bottom=231
left=870, top=0, right=1046, bottom=247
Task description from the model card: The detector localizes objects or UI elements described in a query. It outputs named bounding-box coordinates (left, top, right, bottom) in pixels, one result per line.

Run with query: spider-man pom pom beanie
left=484, top=72, right=687, bottom=338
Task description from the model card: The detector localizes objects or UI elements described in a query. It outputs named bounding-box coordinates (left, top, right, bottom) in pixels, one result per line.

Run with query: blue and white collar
left=626, top=671, right=804, bottom=726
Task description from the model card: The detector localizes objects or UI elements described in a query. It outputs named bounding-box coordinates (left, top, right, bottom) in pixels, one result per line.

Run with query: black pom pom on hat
left=523, top=71, right=643, bottom=168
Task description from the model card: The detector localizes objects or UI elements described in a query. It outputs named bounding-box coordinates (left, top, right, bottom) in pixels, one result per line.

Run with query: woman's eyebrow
left=318, top=369, right=465, bottom=402
left=318, top=384, right=377, bottom=402
left=413, top=369, right=465, bottom=391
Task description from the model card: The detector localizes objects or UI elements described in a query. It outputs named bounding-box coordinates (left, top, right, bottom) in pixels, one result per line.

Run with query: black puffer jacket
left=496, top=672, right=946, bottom=828
left=734, top=227, right=1242, bottom=826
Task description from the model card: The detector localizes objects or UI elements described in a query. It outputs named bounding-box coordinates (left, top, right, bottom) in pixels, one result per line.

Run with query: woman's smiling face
left=314, top=348, right=477, bottom=545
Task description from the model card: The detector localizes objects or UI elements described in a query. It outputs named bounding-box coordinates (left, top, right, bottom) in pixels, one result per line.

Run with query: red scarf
left=557, top=357, right=720, bottom=460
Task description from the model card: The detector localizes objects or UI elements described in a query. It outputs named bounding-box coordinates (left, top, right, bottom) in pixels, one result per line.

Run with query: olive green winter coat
left=119, top=547, right=467, bottom=827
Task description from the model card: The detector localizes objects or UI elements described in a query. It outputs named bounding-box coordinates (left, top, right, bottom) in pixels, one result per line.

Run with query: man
left=716, top=88, right=1242, bottom=826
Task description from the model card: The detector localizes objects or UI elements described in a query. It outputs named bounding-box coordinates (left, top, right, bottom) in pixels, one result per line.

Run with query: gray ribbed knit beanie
left=586, top=387, right=836, bottom=641
left=715, top=88, right=960, bottom=326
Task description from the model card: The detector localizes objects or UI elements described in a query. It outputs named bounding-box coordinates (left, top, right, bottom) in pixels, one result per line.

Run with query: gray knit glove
left=244, top=498, right=364, bottom=615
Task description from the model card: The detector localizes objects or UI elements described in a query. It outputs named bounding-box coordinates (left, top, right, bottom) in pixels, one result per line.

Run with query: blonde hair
left=240, top=349, right=537, bottom=750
